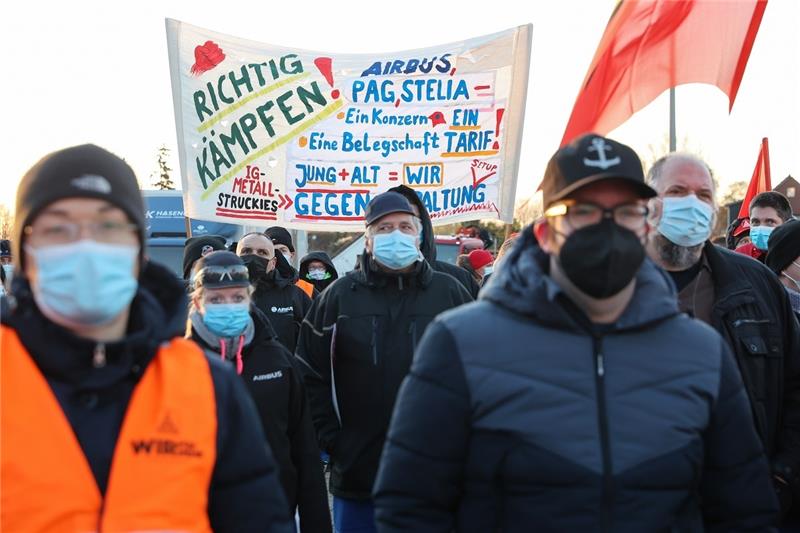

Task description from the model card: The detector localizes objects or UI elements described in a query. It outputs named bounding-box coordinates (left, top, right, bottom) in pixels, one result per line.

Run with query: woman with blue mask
left=188, top=251, right=331, bottom=532
left=2, top=144, right=293, bottom=532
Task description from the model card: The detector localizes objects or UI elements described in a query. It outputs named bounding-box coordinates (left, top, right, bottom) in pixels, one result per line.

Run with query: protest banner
left=167, top=19, right=531, bottom=229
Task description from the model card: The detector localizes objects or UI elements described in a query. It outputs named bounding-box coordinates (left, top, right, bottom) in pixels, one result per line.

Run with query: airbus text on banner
left=166, top=19, right=532, bottom=230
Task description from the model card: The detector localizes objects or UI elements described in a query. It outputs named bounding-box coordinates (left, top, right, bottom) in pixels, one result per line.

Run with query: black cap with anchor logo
left=540, top=133, right=656, bottom=207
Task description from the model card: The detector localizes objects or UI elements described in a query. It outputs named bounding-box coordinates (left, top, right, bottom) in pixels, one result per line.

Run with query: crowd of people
left=2, top=134, right=800, bottom=532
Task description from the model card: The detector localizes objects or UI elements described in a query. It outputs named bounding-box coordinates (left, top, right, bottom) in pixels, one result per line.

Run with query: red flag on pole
left=738, top=137, right=772, bottom=218
left=560, top=0, right=767, bottom=147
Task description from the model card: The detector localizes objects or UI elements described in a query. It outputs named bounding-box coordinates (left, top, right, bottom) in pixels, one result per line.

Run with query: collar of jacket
left=702, top=242, right=759, bottom=314
left=481, top=224, right=680, bottom=333
left=355, top=252, right=433, bottom=289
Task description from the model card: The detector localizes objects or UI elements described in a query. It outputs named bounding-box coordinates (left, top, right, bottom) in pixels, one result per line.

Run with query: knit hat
left=14, top=144, right=146, bottom=269
left=766, top=220, right=800, bottom=275
left=183, top=235, right=227, bottom=279
left=468, top=249, right=493, bottom=270
left=265, top=226, right=294, bottom=253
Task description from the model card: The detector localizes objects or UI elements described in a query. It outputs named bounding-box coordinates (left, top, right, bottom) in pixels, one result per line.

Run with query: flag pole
left=669, top=87, right=676, bottom=152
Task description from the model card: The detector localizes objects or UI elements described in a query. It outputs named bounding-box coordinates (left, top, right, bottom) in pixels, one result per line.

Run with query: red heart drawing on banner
left=191, top=41, right=226, bottom=76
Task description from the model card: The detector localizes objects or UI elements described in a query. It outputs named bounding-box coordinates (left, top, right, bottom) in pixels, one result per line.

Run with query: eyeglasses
left=545, top=201, right=649, bottom=231
left=194, top=264, right=251, bottom=287
left=24, top=220, right=139, bottom=245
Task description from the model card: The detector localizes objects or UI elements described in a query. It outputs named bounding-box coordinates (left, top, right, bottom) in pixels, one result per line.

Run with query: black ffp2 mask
left=558, top=219, right=645, bottom=299
left=240, top=254, right=269, bottom=282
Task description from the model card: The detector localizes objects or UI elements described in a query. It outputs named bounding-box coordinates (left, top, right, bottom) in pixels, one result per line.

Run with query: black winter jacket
left=191, top=307, right=331, bottom=532
left=3, top=261, right=293, bottom=533
left=299, top=251, right=339, bottom=294
left=373, top=228, right=778, bottom=532
left=250, top=252, right=313, bottom=354
left=296, top=253, right=472, bottom=499
left=702, top=243, right=800, bottom=489
left=390, top=184, right=482, bottom=299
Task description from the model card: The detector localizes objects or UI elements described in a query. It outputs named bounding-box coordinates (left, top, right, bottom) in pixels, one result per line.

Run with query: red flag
left=561, top=0, right=767, bottom=146
left=738, top=137, right=772, bottom=218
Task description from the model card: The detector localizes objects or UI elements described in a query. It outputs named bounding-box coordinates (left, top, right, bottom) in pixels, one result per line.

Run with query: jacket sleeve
left=773, top=281, right=800, bottom=486
left=373, top=320, right=470, bottom=533
left=207, top=358, right=295, bottom=533
left=295, top=288, right=341, bottom=454
left=286, top=354, right=333, bottom=532
left=701, top=338, right=779, bottom=532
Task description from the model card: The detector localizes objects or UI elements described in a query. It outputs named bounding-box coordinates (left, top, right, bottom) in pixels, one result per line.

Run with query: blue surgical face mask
left=750, top=225, right=774, bottom=251
left=372, top=230, right=420, bottom=270
left=203, top=303, right=251, bottom=338
left=658, top=194, right=714, bottom=247
left=483, top=265, right=494, bottom=277
left=307, top=268, right=327, bottom=281
left=2, top=264, right=12, bottom=279
left=27, top=240, right=138, bottom=328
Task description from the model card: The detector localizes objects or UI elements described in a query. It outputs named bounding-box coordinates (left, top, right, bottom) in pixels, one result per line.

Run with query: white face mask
left=282, top=252, right=292, bottom=263
left=483, top=265, right=494, bottom=277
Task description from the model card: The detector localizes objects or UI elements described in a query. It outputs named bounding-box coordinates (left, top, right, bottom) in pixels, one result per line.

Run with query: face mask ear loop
left=235, top=335, right=245, bottom=375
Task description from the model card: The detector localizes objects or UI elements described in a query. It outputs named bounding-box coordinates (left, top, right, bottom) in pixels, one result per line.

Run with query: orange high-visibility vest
left=1, top=325, right=217, bottom=533
left=296, top=279, right=315, bottom=298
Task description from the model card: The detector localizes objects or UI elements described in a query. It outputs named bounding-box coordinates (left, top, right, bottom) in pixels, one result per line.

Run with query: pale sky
left=1, top=0, right=797, bottom=213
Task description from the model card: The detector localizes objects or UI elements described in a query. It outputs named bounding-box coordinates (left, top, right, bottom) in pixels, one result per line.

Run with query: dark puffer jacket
left=3, top=261, right=293, bottom=533
left=299, top=251, right=339, bottom=295
left=390, top=185, right=481, bottom=299
left=373, top=227, right=778, bottom=532
left=296, top=253, right=472, bottom=500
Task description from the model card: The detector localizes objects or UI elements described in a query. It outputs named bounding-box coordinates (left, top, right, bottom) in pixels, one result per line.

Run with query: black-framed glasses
left=545, top=201, right=649, bottom=231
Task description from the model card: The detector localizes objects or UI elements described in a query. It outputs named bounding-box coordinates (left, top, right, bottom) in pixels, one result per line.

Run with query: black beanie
left=265, top=226, right=294, bottom=253
left=183, top=235, right=227, bottom=279
left=766, top=219, right=800, bottom=275
left=14, top=144, right=146, bottom=269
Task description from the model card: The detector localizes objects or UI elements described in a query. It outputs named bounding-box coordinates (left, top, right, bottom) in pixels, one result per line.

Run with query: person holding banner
left=0, top=144, right=293, bottom=533
left=296, top=191, right=471, bottom=533
left=645, top=153, right=800, bottom=518
left=373, top=135, right=777, bottom=531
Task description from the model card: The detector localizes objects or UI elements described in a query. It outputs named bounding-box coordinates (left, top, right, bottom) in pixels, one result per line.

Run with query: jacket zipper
left=96, top=497, right=106, bottom=532
left=593, top=337, right=613, bottom=532
left=93, top=343, right=107, bottom=368
left=371, top=316, right=379, bottom=365
left=408, top=320, right=418, bottom=352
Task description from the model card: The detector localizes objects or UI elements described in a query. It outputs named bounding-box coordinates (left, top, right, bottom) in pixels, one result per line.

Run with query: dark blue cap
left=365, top=191, right=416, bottom=226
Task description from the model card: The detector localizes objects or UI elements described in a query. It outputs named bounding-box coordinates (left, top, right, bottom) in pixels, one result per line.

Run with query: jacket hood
left=390, top=184, right=437, bottom=262
left=258, top=252, right=298, bottom=290
left=481, top=225, right=679, bottom=332
left=299, top=251, right=338, bottom=279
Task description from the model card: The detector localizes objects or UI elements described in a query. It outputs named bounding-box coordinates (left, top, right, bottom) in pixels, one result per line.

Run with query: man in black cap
left=296, top=190, right=471, bottom=533
left=767, top=219, right=800, bottom=317
left=1, top=144, right=293, bottom=532
left=374, top=134, right=777, bottom=531
left=182, top=234, right=227, bottom=281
